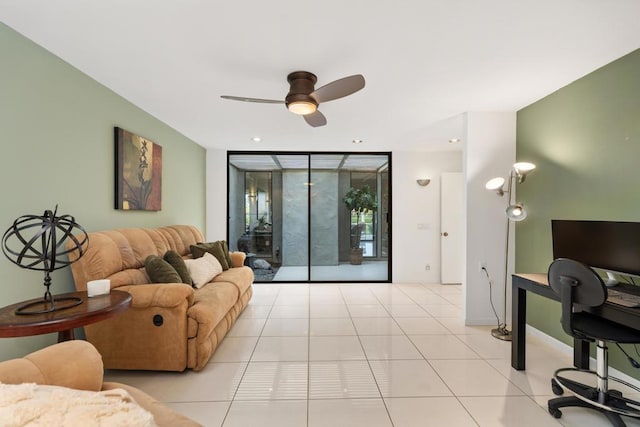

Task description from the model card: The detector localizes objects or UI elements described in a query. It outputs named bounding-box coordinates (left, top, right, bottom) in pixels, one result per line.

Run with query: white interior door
left=441, top=172, right=464, bottom=284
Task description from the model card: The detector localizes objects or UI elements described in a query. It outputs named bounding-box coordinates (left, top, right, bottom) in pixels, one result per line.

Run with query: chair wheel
left=551, top=379, right=563, bottom=396
left=549, top=408, right=562, bottom=419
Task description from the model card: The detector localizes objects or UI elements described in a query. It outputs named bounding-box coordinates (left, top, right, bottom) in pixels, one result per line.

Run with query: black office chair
left=547, top=258, right=640, bottom=426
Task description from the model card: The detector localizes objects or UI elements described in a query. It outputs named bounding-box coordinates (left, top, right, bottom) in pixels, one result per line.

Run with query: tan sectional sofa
left=66, top=225, right=253, bottom=372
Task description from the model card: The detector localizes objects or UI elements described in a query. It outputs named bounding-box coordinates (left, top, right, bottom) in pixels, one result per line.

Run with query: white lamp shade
left=506, top=204, right=527, bottom=221
left=513, top=162, right=536, bottom=183
left=485, top=177, right=505, bottom=191
left=513, top=162, right=536, bottom=173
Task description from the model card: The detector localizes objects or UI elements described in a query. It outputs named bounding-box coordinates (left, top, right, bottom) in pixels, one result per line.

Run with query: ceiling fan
left=221, top=71, right=365, bottom=127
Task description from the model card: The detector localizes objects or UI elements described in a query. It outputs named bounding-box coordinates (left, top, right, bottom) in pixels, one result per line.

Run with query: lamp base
left=15, top=296, right=83, bottom=316
left=491, top=326, right=512, bottom=341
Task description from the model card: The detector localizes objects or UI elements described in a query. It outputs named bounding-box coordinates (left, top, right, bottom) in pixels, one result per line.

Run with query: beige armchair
left=0, top=340, right=201, bottom=427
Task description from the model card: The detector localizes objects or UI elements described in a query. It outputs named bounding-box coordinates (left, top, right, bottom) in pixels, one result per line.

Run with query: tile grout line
left=218, top=284, right=279, bottom=426
left=351, top=283, right=399, bottom=427
left=400, top=282, right=481, bottom=427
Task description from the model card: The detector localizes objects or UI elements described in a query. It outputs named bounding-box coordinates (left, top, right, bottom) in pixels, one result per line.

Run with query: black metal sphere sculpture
left=2, top=206, right=89, bottom=315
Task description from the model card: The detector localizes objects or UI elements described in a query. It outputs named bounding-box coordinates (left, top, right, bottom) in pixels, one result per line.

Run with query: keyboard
left=607, top=289, right=640, bottom=308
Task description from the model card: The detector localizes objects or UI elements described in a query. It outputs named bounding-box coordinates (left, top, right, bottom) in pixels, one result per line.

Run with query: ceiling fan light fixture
left=287, top=100, right=317, bottom=115
left=222, top=71, right=364, bottom=127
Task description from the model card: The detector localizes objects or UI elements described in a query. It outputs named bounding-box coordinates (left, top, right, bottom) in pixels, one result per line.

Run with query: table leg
left=512, top=285, right=527, bottom=370
left=57, top=328, right=75, bottom=342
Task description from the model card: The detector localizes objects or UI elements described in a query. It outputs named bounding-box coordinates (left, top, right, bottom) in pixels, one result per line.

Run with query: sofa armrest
left=0, top=341, right=103, bottom=391
left=117, top=283, right=195, bottom=308
left=230, top=251, right=246, bottom=268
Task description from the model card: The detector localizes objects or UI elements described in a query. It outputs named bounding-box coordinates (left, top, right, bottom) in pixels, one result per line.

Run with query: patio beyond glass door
left=309, top=154, right=389, bottom=281
left=228, top=152, right=390, bottom=283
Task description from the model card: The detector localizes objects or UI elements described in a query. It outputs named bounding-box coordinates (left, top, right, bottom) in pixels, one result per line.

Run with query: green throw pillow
left=190, top=242, right=229, bottom=270
left=144, top=255, right=182, bottom=283
left=221, top=240, right=233, bottom=268
left=163, top=250, right=193, bottom=285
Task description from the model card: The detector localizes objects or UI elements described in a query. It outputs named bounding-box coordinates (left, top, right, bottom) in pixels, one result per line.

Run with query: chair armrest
left=117, top=283, right=195, bottom=308
left=0, top=341, right=103, bottom=391
left=230, top=251, right=246, bottom=268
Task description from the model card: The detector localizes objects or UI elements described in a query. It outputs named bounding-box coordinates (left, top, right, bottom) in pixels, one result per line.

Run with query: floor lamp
left=485, top=162, right=536, bottom=341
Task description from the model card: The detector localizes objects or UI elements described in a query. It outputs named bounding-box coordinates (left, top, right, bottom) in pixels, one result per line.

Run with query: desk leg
left=574, top=339, right=590, bottom=369
left=512, top=285, right=527, bottom=370
left=57, top=329, right=75, bottom=342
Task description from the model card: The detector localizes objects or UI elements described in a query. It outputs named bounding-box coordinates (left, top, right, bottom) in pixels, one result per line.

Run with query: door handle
left=442, top=232, right=449, bottom=237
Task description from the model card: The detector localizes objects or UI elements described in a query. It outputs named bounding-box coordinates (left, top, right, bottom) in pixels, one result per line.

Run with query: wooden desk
left=0, top=290, right=131, bottom=342
left=512, top=274, right=640, bottom=370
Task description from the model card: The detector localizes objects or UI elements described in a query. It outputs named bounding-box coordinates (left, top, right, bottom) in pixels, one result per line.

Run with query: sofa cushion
left=190, top=242, right=229, bottom=270
left=163, top=250, right=192, bottom=285
left=144, top=255, right=182, bottom=284
left=184, top=252, right=222, bottom=288
left=213, top=266, right=254, bottom=295
left=187, top=281, right=240, bottom=338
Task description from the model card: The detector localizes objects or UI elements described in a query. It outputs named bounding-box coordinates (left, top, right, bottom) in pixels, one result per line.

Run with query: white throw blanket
left=0, top=383, right=157, bottom=427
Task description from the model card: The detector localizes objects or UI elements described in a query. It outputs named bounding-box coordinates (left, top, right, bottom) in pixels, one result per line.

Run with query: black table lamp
left=2, top=206, right=89, bottom=315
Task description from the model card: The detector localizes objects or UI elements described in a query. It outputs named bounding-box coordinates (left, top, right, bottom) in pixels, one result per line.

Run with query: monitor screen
left=551, top=220, right=640, bottom=277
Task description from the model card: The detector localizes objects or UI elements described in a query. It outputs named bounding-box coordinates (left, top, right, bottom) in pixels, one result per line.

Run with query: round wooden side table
left=0, top=290, right=131, bottom=342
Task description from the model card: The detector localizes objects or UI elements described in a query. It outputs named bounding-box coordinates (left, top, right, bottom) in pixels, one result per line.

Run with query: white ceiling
left=2, top=1, right=639, bottom=152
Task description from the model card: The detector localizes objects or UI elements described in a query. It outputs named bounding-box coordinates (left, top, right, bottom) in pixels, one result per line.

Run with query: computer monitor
left=551, top=220, right=640, bottom=284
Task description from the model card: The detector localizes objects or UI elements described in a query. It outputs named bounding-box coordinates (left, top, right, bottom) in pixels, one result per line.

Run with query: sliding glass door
left=228, top=152, right=391, bottom=283
left=309, top=154, right=390, bottom=281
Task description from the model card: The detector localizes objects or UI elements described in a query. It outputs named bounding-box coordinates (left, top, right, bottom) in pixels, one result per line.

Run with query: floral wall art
left=115, top=127, right=162, bottom=211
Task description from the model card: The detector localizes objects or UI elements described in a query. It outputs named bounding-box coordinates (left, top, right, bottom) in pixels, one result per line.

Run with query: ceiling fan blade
left=304, top=110, right=327, bottom=127
left=220, top=95, right=284, bottom=104
left=310, top=74, right=365, bottom=103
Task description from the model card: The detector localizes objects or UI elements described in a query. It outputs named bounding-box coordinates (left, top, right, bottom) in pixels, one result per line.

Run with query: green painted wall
left=516, top=48, right=640, bottom=377
left=0, top=24, right=206, bottom=359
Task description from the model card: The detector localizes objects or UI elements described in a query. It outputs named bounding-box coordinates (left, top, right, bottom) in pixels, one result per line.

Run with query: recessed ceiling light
left=251, top=136, right=262, bottom=142
left=448, top=138, right=460, bottom=143
left=352, top=139, right=363, bottom=144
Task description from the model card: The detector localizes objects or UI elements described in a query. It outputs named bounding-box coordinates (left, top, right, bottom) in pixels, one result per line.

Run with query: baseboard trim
left=464, top=317, right=501, bottom=326
left=526, top=325, right=640, bottom=389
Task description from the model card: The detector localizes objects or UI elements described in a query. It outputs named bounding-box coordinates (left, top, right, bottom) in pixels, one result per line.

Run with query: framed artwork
left=114, top=127, right=162, bottom=211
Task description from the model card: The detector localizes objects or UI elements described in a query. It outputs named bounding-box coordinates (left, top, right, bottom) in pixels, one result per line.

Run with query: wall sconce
left=416, top=178, right=431, bottom=187
left=484, top=161, right=536, bottom=341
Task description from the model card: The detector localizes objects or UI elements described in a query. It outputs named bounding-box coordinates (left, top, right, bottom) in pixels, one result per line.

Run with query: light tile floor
left=104, top=282, right=640, bottom=427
